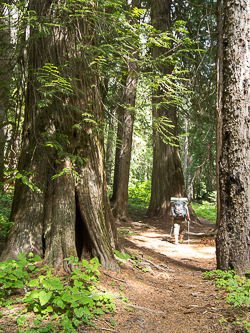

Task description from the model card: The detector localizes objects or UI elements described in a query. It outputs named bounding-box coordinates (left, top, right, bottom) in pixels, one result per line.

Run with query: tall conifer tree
left=216, top=0, right=250, bottom=275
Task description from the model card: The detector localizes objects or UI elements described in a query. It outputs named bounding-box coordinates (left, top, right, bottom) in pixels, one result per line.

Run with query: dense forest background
left=0, top=0, right=217, bottom=201
left=0, top=0, right=217, bottom=251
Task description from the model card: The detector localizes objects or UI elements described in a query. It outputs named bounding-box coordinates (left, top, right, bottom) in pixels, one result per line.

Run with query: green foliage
left=36, top=63, right=73, bottom=108
left=6, top=170, right=41, bottom=193
left=204, top=269, right=250, bottom=331
left=191, top=200, right=217, bottom=223
left=114, top=250, right=150, bottom=274
left=127, top=180, right=151, bottom=217
left=0, top=190, right=14, bottom=238
left=127, top=198, right=148, bottom=217
left=128, top=180, right=151, bottom=204
left=0, top=253, right=116, bottom=332
left=114, top=250, right=131, bottom=260
left=117, top=227, right=135, bottom=238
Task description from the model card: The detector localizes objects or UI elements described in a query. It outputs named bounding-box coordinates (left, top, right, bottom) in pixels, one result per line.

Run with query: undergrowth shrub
left=127, top=180, right=150, bottom=216
left=204, top=269, right=250, bottom=331
left=128, top=180, right=151, bottom=204
left=0, top=190, right=14, bottom=238
left=191, top=200, right=217, bottom=223
left=0, top=253, right=116, bottom=333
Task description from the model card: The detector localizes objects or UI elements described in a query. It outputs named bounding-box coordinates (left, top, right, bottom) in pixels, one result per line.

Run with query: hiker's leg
left=175, top=234, right=179, bottom=244
left=174, top=223, right=180, bottom=244
left=179, top=220, right=186, bottom=243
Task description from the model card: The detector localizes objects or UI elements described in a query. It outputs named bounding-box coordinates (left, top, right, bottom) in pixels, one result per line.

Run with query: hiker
left=171, top=199, right=190, bottom=245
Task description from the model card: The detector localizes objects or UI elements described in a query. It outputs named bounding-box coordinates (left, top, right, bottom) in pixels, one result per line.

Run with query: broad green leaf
left=3, top=281, right=13, bottom=288
left=70, top=301, right=79, bottom=308
left=27, top=264, right=36, bottom=271
left=90, top=257, right=101, bottom=266
left=28, top=279, right=40, bottom=287
left=16, top=315, right=26, bottom=326
left=61, top=291, right=72, bottom=303
left=38, top=291, right=53, bottom=306
left=14, top=280, right=24, bottom=288
left=7, top=274, right=17, bottom=281
left=79, top=296, right=93, bottom=307
left=93, top=308, right=104, bottom=315
left=74, top=280, right=83, bottom=288
left=53, top=297, right=66, bottom=309
left=74, top=307, right=85, bottom=318
left=81, top=260, right=89, bottom=267
left=33, top=255, right=42, bottom=262
left=41, top=306, right=53, bottom=314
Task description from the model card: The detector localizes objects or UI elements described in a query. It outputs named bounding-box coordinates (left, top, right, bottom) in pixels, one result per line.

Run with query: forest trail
left=89, top=214, right=245, bottom=333
left=0, top=214, right=246, bottom=333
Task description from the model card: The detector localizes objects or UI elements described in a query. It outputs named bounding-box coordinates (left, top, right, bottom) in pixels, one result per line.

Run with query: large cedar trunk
left=216, top=0, right=250, bottom=275
left=146, top=0, right=186, bottom=217
left=0, top=1, right=120, bottom=271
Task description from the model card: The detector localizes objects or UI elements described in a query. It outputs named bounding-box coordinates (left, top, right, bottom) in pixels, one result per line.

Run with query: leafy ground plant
left=204, top=269, right=250, bottom=331
left=0, top=190, right=14, bottom=238
left=0, top=253, right=116, bottom=332
left=191, top=201, right=217, bottom=223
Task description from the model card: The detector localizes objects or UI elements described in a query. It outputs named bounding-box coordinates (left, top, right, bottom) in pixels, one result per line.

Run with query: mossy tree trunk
left=0, top=0, right=120, bottom=272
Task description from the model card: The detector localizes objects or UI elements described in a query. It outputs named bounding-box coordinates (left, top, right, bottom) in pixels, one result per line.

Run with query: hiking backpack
left=173, top=200, right=187, bottom=218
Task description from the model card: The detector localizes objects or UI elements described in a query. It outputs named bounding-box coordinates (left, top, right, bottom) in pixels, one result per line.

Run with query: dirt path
left=86, top=215, right=246, bottom=333
left=0, top=214, right=247, bottom=332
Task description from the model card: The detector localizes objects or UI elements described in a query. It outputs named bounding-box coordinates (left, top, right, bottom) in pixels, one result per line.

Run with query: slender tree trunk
left=113, top=58, right=138, bottom=219
left=146, top=0, right=186, bottom=217
left=216, top=0, right=250, bottom=275
left=1, top=1, right=120, bottom=272
left=183, top=117, right=194, bottom=202
left=216, top=0, right=223, bottom=228
left=0, top=2, right=12, bottom=191
left=112, top=0, right=139, bottom=219
left=111, top=103, right=124, bottom=202
left=105, top=116, right=115, bottom=188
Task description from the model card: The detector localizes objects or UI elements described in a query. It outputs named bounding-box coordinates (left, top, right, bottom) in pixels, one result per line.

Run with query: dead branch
left=103, top=271, right=128, bottom=283
left=143, top=259, right=165, bottom=271
left=126, top=304, right=166, bottom=314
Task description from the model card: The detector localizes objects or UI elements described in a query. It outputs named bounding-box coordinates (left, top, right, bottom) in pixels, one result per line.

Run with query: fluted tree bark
left=1, top=1, right=120, bottom=272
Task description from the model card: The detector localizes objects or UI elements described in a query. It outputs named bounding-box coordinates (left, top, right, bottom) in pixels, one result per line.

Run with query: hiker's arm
left=171, top=207, right=175, bottom=222
left=185, top=204, right=190, bottom=221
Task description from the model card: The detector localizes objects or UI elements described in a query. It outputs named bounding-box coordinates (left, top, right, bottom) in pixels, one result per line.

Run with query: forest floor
left=0, top=212, right=249, bottom=332
left=90, top=213, right=248, bottom=333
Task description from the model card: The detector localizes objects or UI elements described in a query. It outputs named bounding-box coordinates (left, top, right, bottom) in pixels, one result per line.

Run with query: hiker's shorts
left=173, top=219, right=186, bottom=235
